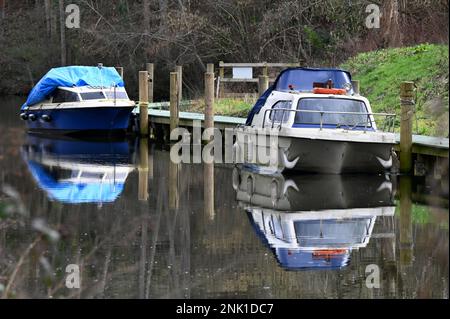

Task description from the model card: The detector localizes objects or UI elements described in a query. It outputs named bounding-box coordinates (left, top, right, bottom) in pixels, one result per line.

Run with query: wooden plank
left=219, top=62, right=300, bottom=68
left=221, top=77, right=276, bottom=83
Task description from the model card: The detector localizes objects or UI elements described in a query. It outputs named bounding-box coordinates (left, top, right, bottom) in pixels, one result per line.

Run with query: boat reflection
left=21, top=134, right=136, bottom=204
left=232, top=167, right=396, bottom=270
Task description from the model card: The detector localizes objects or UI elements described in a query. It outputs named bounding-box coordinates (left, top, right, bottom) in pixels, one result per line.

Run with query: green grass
left=341, top=44, right=449, bottom=137
left=186, top=98, right=254, bottom=117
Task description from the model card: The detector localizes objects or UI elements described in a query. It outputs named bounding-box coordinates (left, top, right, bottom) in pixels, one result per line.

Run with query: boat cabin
left=49, top=86, right=130, bottom=104
left=246, top=68, right=393, bottom=132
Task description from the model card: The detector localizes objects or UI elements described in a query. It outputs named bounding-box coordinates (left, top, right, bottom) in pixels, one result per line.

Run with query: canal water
left=0, top=96, right=448, bottom=299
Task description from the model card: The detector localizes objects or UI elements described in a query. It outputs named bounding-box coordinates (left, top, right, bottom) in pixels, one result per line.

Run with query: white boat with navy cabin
left=234, top=68, right=397, bottom=174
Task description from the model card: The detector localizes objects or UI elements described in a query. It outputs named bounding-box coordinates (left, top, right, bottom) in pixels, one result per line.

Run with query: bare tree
left=59, top=0, right=66, bottom=66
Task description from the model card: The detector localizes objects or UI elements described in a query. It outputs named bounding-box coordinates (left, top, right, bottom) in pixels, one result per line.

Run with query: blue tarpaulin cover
left=245, top=67, right=353, bottom=125
left=22, top=66, right=124, bottom=109
left=26, top=160, right=125, bottom=204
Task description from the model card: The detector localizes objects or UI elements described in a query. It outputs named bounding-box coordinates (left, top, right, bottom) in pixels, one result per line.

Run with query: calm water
left=0, top=96, right=448, bottom=299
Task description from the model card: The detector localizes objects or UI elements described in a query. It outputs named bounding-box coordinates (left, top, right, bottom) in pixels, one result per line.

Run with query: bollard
left=146, top=63, right=154, bottom=103
left=258, top=75, right=269, bottom=95
left=400, top=81, right=415, bottom=174
left=170, top=72, right=179, bottom=132
left=139, top=71, right=149, bottom=136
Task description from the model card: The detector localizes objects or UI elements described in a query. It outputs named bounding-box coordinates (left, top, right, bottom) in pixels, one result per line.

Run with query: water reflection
left=233, top=167, right=396, bottom=270
left=21, top=134, right=136, bottom=204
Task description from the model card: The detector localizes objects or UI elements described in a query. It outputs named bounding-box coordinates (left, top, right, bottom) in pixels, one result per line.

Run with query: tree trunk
left=59, top=0, right=66, bottom=66
left=44, top=0, right=51, bottom=37
left=0, top=0, right=5, bottom=20
left=143, top=0, right=150, bottom=59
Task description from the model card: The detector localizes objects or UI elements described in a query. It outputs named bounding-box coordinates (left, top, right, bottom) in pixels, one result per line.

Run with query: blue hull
left=24, top=107, right=134, bottom=132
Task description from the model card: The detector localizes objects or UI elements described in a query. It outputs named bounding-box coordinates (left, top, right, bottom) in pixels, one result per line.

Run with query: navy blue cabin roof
left=245, top=67, right=353, bottom=125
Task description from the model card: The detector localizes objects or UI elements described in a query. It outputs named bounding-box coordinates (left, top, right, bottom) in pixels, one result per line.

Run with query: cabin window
left=295, top=98, right=371, bottom=128
left=52, top=89, right=80, bottom=103
left=269, top=100, right=291, bottom=123
left=80, top=91, right=106, bottom=100
left=104, top=91, right=129, bottom=99
left=294, top=218, right=372, bottom=247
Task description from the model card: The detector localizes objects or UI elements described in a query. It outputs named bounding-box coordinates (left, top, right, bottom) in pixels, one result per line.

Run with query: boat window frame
left=51, top=89, right=81, bottom=103
left=269, top=100, right=292, bottom=123
left=79, top=91, right=107, bottom=101
left=294, top=97, right=373, bottom=128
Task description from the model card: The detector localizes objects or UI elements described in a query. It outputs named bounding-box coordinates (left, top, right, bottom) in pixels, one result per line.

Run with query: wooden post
left=351, top=80, right=360, bottom=95
left=146, top=63, right=154, bottom=103
left=169, top=161, right=179, bottom=210
left=175, top=65, right=182, bottom=106
left=219, top=61, right=224, bottom=98
left=204, top=71, right=215, bottom=219
left=400, top=81, right=415, bottom=174
left=258, top=75, right=269, bottom=95
left=170, top=72, right=179, bottom=132
left=262, top=62, right=268, bottom=77
left=138, top=138, right=149, bottom=201
left=399, top=176, right=413, bottom=266
left=204, top=72, right=214, bottom=132
left=116, top=67, right=124, bottom=78
left=139, top=71, right=149, bottom=136
left=207, top=63, right=214, bottom=74
left=204, top=163, right=214, bottom=220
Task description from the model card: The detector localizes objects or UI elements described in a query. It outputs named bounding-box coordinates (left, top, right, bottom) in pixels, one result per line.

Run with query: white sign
left=232, top=67, right=253, bottom=79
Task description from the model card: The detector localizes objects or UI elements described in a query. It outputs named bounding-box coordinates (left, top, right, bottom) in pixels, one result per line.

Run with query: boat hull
left=235, top=132, right=396, bottom=174
left=23, top=106, right=134, bottom=133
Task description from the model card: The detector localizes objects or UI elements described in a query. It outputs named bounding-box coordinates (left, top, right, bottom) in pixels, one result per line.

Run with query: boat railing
left=262, top=109, right=397, bottom=132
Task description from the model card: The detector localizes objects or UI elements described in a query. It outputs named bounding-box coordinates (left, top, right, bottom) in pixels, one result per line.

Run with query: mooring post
left=204, top=71, right=215, bottom=219
left=262, top=62, right=268, bottom=77
left=175, top=65, right=182, bottom=106
left=116, top=66, right=124, bottom=78
left=139, top=71, right=149, bottom=136
left=351, top=80, right=360, bottom=95
left=207, top=63, right=214, bottom=74
left=205, top=72, right=214, bottom=132
left=258, top=75, right=269, bottom=95
left=138, top=137, right=149, bottom=201
left=400, top=81, right=415, bottom=174
left=170, top=72, right=179, bottom=132
left=399, top=176, right=413, bottom=266
left=146, top=63, right=154, bottom=103
left=219, top=61, right=224, bottom=98
left=169, top=161, right=179, bottom=210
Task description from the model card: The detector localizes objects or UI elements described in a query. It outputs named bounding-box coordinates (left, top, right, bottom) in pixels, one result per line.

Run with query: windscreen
left=295, top=98, right=370, bottom=127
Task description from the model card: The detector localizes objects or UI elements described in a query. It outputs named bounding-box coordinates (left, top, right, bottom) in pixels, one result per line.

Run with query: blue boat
left=20, top=65, right=135, bottom=134
left=21, top=134, right=136, bottom=204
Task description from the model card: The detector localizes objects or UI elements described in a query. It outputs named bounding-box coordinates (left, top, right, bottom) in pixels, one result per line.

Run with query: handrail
left=262, top=108, right=397, bottom=132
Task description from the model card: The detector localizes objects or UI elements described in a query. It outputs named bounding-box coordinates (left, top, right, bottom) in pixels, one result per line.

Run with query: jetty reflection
left=21, top=134, right=136, bottom=204
left=233, top=167, right=396, bottom=270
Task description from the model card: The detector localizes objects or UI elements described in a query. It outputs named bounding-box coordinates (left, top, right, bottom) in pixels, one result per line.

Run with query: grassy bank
left=185, top=44, right=448, bottom=137
left=341, top=43, right=449, bottom=137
